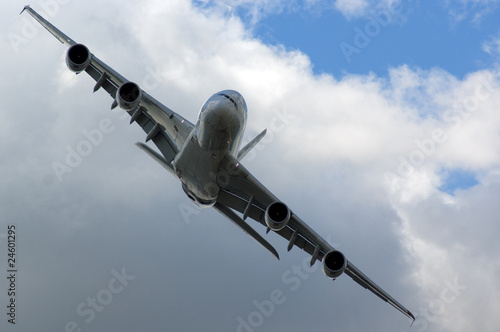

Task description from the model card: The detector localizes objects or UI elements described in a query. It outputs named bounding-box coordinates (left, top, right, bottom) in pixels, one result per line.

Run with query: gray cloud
left=1, top=0, right=499, bottom=331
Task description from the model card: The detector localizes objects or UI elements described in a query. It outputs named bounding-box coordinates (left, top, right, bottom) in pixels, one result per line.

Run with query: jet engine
left=66, top=44, right=91, bottom=73
left=116, top=82, right=142, bottom=110
left=322, top=250, right=347, bottom=280
left=265, top=202, right=290, bottom=231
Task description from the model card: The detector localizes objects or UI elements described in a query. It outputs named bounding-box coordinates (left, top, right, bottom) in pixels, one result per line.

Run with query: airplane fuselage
left=173, top=90, right=247, bottom=207
left=22, top=5, right=416, bottom=322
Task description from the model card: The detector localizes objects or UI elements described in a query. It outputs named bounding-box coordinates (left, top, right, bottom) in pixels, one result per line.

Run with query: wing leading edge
left=22, top=5, right=193, bottom=165
left=215, top=154, right=415, bottom=322
left=23, top=5, right=414, bottom=322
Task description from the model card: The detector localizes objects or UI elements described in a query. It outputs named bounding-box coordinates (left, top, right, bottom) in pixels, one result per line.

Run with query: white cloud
left=126, top=7, right=500, bottom=330
left=482, top=33, right=500, bottom=58
left=333, top=0, right=402, bottom=20
left=334, top=0, right=370, bottom=19
left=3, top=0, right=500, bottom=331
left=444, top=0, right=500, bottom=22
left=194, top=0, right=307, bottom=24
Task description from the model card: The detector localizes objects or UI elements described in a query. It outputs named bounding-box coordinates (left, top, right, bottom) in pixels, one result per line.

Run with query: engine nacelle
left=322, top=250, right=347, bottom=280
left=66, top=44, right=91, bottom=73
left=265, top=202, right=290, bottom=231
left=116, top=82, right=142, bottom=110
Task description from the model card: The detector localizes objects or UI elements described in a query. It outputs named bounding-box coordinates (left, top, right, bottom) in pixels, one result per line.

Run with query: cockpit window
left=218, top=93, right=238, bottom=111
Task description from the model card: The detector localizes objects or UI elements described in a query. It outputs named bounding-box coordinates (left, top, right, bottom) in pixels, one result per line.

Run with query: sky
left=1, top=0, right=500, bottom=331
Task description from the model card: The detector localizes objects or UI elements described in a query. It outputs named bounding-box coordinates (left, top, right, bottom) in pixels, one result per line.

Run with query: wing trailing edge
left=21, top=5, right=76, bottom=46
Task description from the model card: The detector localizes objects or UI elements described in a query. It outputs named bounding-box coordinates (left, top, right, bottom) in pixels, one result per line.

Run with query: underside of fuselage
left=173, top=90, right=247, bottom=207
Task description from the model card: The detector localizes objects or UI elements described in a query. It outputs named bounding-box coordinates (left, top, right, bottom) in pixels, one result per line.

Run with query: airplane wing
left=23, top=5, right=414, bottom=322
left=23, top=5, right=287, bottom=256
left=22, top=5, right=194, bottom=167
left=215, top=154, right=416, bottom=322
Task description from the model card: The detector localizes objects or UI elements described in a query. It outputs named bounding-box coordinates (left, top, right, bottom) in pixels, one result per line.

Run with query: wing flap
left=25, top=4, right=414, bottom=321
left=217, top=190, right=320, bottom=258
left=86, top=57, right=180, bottom=162
left=346, top=262, right=415, bottom=321
left=216, top=154, right=415, bottom=322
left=23, top=6, right=194, bottom=163
left=87, top=64, right=119, bottom=97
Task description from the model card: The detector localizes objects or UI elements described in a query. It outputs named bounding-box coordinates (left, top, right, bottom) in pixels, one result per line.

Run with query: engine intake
left=116, top=82, right=142, bottom=110
left=265, top=202, right=290, bottom=231
left=66, top=44, right=91, bottom=73
left=322, top=250, right=347, bottom=280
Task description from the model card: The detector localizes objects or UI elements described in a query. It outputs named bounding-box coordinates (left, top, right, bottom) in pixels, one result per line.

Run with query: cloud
left=2, top=0, right=500, bottom=331
left=482, top=33, right=500, bottom=58
left=194, top=0, right=309, bottom=24
left=334, top=0, right=370, bottom=19
left=333, top=0, right=402, bottom=20
left=444, top=0, right=500, bottom=22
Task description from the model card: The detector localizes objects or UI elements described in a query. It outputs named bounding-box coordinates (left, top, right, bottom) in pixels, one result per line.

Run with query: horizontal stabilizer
left=214, top=203, right=279, bottom=260
left=237, top=129, right=267, bottom=160
left=135, top=142, right=176, bottom=176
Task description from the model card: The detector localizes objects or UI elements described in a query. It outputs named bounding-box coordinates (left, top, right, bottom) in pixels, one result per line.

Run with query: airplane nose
left=204, top=104, right=235, bottom=130
left=198, top=91, right=245, bottom=130
left=196, top=90, right=247, bottom=153
left=217, top=90, right=247, bottom=113
left=218, top=92, right=239, bottom=111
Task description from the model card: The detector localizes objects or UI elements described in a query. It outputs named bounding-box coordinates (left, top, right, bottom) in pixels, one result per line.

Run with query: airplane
left=22, top=5, right=415, bottom=322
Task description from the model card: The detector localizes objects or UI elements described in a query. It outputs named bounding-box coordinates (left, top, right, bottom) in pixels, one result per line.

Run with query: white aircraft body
left=23, top=5, right=415, bottom=322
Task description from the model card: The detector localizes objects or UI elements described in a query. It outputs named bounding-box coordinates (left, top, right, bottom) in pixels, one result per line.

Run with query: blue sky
left=247, top=1, right=500, bottom=79
left=439, top=168, right=479, bottom=194
left=229, top=0, right=500, bottom=194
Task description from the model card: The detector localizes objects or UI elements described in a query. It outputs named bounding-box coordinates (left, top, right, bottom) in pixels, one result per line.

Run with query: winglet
left=345, top=261, right=416, bottom=322
left=21, top=5, right=77, bottom=46
left=20, top=5, right=30, bottom=15
left=409, top=311, right=416, bottom=325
